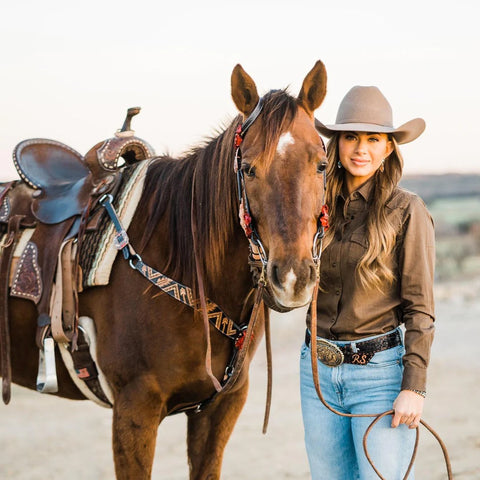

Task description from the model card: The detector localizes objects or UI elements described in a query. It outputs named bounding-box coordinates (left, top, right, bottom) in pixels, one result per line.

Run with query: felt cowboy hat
left=315, top=86, right=425, bottom=144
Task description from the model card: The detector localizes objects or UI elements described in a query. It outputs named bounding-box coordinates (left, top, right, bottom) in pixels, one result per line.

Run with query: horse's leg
left=187, top=378, right=249, bottom=480
left=112, top=376, right=165, bottom=480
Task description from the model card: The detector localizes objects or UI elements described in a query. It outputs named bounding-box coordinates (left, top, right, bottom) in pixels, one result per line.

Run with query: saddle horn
left=120, top=107, right=141, bottom=133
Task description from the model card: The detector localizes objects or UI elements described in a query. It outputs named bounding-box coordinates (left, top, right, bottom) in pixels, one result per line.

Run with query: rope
left=309, top=276, right=453, bottom=479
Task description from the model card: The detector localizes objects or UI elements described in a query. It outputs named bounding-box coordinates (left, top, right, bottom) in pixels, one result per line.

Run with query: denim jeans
left=300, top=330, right=416, bottom=480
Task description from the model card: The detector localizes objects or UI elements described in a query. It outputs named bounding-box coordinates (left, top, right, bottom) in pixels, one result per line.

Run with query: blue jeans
left=300, top=330, right=416, bottom=480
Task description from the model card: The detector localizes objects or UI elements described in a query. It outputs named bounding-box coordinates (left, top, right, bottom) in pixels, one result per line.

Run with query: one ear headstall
left=233, top=96, right=269, bottom=272
left=234, top=96, right=265, bottom=173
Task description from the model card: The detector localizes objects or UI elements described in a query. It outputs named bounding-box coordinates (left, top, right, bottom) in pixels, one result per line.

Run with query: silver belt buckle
left=316, top=338, right=344, bottom=367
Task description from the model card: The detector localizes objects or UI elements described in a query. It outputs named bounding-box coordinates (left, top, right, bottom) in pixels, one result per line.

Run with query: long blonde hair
left=323, top=133, right=404, bottom=290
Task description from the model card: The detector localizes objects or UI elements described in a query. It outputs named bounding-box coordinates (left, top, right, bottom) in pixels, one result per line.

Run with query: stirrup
left=36, top=337, right=58, bottom=393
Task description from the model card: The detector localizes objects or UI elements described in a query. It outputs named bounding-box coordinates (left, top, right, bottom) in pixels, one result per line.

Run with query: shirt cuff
left=402, top=365, right=427, bottom=392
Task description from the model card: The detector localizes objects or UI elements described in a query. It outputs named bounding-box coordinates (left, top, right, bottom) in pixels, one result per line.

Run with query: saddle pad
left=80, top=158, right=152, bottom=287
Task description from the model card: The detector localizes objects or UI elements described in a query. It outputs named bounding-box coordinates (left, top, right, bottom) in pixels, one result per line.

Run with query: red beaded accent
left=234, top=124, right=243, bottom=147
left=320, top=204, right=329, bottom=230
left=235, top=330, right=254, bottom=349
left=243, top=211, right=253, bottom=237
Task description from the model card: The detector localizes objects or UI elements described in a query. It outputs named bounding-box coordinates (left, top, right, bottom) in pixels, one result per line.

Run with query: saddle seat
left=10, top=107, right=155, bottom=225
left=13, top=139, right=91, bottom=225
left=13, top=139, right=87, bottom=190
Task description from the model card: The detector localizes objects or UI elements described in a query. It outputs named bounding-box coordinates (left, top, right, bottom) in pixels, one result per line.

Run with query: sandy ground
left=0, top=277, right=479, bottom=479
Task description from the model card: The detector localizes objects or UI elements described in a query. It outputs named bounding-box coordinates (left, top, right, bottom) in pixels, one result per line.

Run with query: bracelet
left=409, top=389, right=426, bottom=398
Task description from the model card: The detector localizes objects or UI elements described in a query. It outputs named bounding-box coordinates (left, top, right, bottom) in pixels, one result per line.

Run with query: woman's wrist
left=406, top=389, right=426, bottom=398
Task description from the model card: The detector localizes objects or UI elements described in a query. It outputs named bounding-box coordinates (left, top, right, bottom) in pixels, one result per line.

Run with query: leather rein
left=99, top=96, right=272, bottom=420
left=100, top=97, right=327, bottom=428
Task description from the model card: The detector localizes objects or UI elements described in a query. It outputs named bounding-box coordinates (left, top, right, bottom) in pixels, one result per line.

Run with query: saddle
left=0, top=107, right=155, bottom=404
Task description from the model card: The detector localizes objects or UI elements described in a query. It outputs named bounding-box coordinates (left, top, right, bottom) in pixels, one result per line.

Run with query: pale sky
left=2, top=0, right=479, bottom=180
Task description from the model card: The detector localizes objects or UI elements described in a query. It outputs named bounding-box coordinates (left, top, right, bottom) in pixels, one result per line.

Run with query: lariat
left=310, top=250, right=452, bottom=479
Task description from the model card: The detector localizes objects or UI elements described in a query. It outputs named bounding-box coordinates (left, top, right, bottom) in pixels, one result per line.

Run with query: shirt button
left=332, top=262, right=337, bottom=267
left=335, top=290, right=341, bottom=295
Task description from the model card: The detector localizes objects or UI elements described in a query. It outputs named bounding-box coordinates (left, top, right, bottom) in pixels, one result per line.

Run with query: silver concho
left=316, top=339, right=344, bottom=367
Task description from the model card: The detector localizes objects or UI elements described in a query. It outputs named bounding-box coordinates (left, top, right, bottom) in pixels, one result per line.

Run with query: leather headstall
left=233, top=97, right=269, bottom=284
left=233, top=96, right=330, bottom=298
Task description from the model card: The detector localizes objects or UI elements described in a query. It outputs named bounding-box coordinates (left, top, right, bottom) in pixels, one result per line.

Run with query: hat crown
left=336, top=86, right=393, bottom=128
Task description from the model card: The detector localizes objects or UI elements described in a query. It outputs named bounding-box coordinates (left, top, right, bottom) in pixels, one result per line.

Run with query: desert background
left=0, top=174, right=479, bottom=478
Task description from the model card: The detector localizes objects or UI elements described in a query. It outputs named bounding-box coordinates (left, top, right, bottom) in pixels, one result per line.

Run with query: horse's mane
left=137, top=89, right=298, bottom=287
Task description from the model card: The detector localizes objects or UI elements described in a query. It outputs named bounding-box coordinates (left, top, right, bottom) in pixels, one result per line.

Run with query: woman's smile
left=338, top=131, right=393, bottom=192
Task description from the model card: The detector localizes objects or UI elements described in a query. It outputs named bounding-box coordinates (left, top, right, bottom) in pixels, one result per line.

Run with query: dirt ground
left=0, top=277, right=479, bottom=479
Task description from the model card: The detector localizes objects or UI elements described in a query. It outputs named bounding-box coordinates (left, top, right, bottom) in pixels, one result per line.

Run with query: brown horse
left=6, top=61, right=327, bottom=479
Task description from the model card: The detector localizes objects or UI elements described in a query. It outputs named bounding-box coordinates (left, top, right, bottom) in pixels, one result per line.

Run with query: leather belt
left=305, top=329, right=402, bottom=367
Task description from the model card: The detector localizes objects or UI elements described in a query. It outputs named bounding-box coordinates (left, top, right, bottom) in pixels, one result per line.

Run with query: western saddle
left=0, top=107, right=155, bottom=404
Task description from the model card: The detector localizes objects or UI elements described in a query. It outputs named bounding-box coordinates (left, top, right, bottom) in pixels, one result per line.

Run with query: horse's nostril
left=271, top=264, right=281, bottom=287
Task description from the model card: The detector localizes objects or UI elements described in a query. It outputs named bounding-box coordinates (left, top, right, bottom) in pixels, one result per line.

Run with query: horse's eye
left=243, top=164, right=256, bottom=178
left=317, top=161, right=327, bottom=173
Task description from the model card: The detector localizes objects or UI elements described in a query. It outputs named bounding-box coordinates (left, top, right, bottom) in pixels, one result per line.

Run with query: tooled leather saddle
left=0, top=107, right=155, bottom=404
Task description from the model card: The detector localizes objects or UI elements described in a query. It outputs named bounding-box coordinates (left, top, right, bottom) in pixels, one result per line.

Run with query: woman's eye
left=242, top=164, right=256, bottom=177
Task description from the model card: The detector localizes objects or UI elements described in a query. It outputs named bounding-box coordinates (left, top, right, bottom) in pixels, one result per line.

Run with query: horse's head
left=231, top=61, right=328, bottom=311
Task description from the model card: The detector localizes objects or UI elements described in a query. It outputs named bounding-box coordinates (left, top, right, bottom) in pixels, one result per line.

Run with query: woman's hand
left=391, top=390, right=425, bottom=429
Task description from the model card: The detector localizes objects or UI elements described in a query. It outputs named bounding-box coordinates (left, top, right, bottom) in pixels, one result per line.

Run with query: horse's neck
left=129, top=155, right=254, bottom=320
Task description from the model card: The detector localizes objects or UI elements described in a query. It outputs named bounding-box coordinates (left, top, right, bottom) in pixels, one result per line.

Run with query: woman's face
left=338, top=131, right=393, bottom=193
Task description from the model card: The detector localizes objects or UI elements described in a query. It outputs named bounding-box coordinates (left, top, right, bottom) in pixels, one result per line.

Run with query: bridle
left=233, top=93, right=329, bottom=309
left=233, top=96, right=268, bottom=281
left=225, top=93, right=329, bottom=431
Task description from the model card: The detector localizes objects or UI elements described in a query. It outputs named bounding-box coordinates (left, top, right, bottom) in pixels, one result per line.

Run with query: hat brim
left=315, top=118, right=425, bottom=144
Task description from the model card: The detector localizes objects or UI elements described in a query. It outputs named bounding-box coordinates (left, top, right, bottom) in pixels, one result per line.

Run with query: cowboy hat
left=315, top=86, right=425, bottom=144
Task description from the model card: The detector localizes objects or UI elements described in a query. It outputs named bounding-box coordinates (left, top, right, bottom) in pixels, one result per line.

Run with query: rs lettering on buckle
left=316, top=339, right=344, bottom=367
left=351, top=352, right=374, bottom=365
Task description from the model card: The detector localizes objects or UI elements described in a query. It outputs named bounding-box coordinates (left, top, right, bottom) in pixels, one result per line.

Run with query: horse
left=4, top=60, right=328, bottom=479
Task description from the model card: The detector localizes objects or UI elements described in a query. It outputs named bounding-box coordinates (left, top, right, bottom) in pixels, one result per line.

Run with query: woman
left=301, top=86, right=435, bottom=479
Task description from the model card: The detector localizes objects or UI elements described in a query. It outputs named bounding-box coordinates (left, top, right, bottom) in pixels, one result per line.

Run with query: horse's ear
left=297, top=60, right=327, bottom=116
left=231, top=64, right=260, bottom=117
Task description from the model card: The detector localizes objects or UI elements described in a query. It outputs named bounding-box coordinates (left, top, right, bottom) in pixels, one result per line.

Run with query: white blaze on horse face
left=281, top=268, right=297, bottom=302
left=277, top=131, right=295, bottom=155
left=273, top=265, right=313, bottom=308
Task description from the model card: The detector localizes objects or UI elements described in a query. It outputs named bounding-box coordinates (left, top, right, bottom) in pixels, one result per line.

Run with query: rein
left=99, top=96, right=327, bottom=431
left=100, top=192, right=266, bottom=414
left=98, top=98, right=271, bottom=414
left=232, top=96, right=328, bottom=432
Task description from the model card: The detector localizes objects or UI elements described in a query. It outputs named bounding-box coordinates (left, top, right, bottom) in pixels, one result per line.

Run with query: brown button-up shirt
left=309, top=178, right=435, bottom=391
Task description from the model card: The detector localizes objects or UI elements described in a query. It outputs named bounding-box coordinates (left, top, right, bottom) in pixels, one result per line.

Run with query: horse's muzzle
left=265, top=258, right=316, bottom=311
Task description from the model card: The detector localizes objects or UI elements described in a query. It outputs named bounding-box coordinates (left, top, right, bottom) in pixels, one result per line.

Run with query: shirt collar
left=339, top=176, right=375, bottom=203
left=355, top=177, right=375, bottom=202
